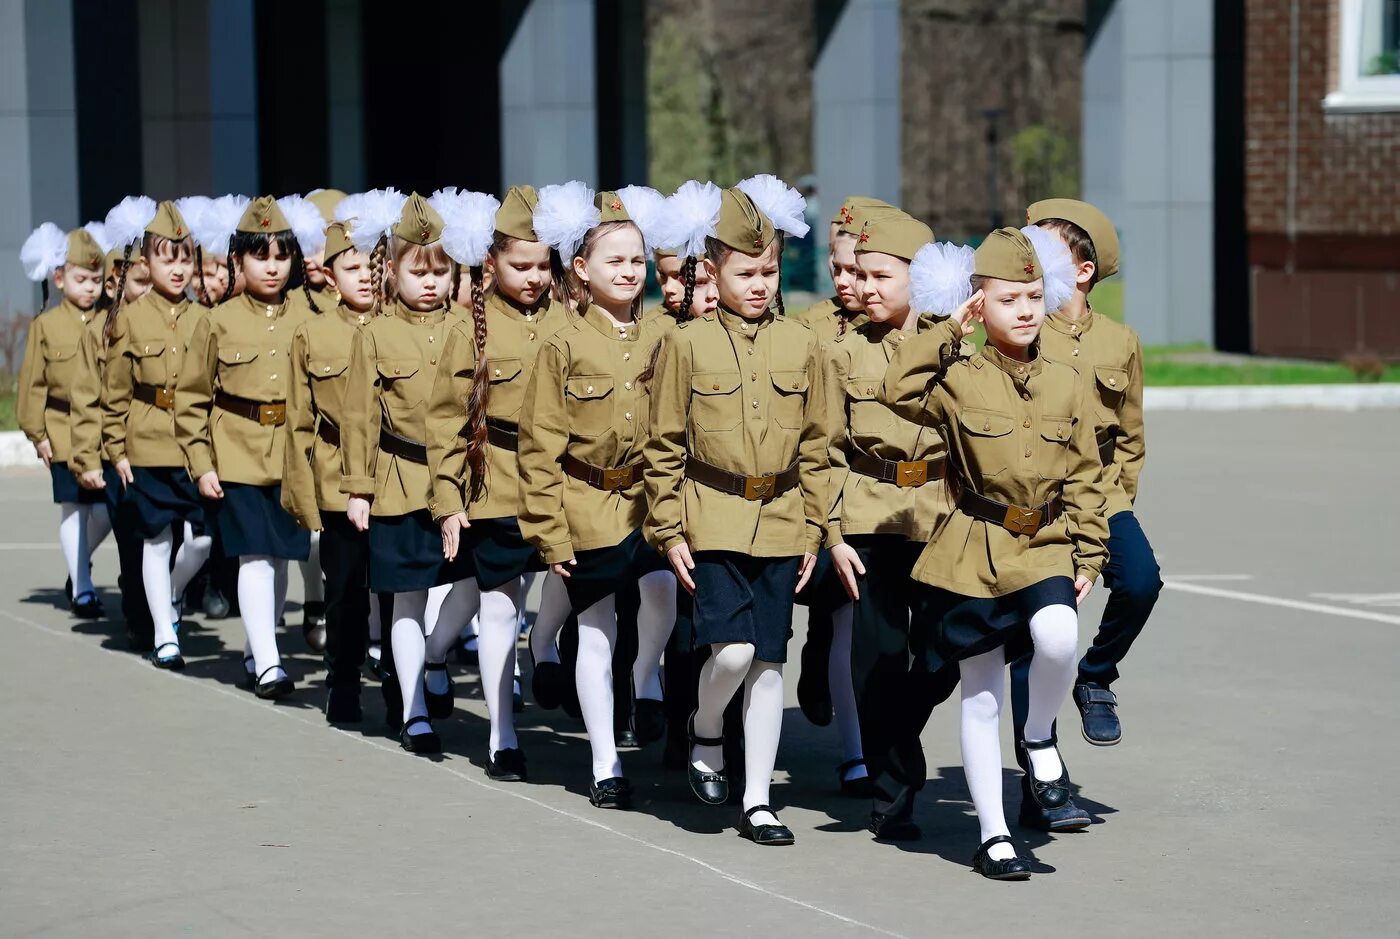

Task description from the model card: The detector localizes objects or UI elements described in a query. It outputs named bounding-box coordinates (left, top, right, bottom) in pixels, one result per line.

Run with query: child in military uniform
left=18, top=223, right=113, bottom=618
left=644, top=178, right=826, bottom=845
left=517, top=183, right=677, bottom=808
left=879, top=227, right=1108, bottom=880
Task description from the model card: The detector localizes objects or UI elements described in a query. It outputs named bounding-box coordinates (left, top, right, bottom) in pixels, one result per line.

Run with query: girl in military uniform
left=18, top=223, right=113, bottom=618
left=878, top=227, right=1108, bottom=879
left=644, top=177, right=826, bottom=845
left=516, top=182, right=676, bottom=808
left=427, top=185, right=573, bottom=781
left=176, top=197, right=315, bottom=697
left=340, top=192, right=480, bottom=753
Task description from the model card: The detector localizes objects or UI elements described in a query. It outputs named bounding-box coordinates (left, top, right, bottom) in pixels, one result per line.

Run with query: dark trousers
left=103, top=465, right=154, bottom=645
left=1009, top=511, right=1162, bottom=760
left=613, top=578, right=641, bottom=733
left=320, top=514, right=372, bottom=691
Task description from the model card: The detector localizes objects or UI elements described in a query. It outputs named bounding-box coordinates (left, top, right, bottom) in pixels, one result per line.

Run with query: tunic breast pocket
left=132, top=343, right=169, bottom=387
left=957, top=408, right=1015, bottom=480
left=1038, top=416, right=1073, bottom=481
left=376, top=358, right=424, bottom=409
left=309, top=357, right=348, bottom=383
left=43, top=344, right=77, bottom=380
left=846, top=377, right=892, bottom=434
left=689, top=371, right=741, bottom=433
left=1094, top=365, right=1128, bottom=420
left=769, top=369, right=809, bottom=430
left=486, top=357, right=524, bottom=419
left=565, top=374, right=614, bottom=438
left=216, top=345, right=262, bottom=396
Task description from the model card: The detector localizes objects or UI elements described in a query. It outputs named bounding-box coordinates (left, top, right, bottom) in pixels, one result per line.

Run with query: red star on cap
left=752, top=238, right=763, bottom=249
left=1024, top=263, right=1035, bottom=275
left=175, top=226, right=183, bottom=236
left=260, top=217, right=270, bottom=228
left=421, top=229, right=430, bottom=241
left=858, top=230, right=870, bottom=243
left=610, top=199, right=623, bottom=211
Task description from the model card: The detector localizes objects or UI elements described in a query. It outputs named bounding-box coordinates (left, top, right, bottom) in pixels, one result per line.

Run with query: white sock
left=368, top=593, right=382, bottom=643
left=529, top=571, right=571, bottom=664
left=143, top=529, right=179, bottom=649
left=474, top=580, right=524, bottom=753
left=58, top=503, right=95, bottom=599
left=576, top=594, right=621, bottom=782
left=960, top=647, right=1013, bottom=860
left=828, top=602, right=866, bottom=780
left=391, top=591, right=430, bottom=732
left=300, top=531, right=324, bottom=605
left=86, top=502, right=112, bottom=552
left=239, top=556, right=285, bottom=683
left=170, top=521, right=212, bottom=611
left=632, top=569, right=676, bottom=701
left=693, top=642, right=754, bottom=773
left=424, top=578, right=481, bottom=693
left=1024, top=603, right=1079, bottom=781
left=742, top=661, right=785, bottom=826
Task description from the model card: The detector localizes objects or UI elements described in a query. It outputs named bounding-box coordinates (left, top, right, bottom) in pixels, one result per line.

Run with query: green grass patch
left=0, top=389, right=15, bottom=432
left=1143, top=357, right=1400, bottom=386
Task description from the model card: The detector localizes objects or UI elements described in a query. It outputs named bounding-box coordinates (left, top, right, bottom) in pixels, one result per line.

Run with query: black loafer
left=972, top=835, right=1032, bottom=881
left=617, top=729, right=640, bottom=749
left=254, top=667, right=295, bottom=700
left=1020, top=738, right=1071, bottom=810
left=1018, top=774, right=1091, bottom=832
left=1074, top=682, right=1122, bottom=746
left=686, top=711, right=728, bottom=805
left=71, top=590, right=104, bottom=620
left=837, top=758, right=875, bottom=799
left=423, top=662, right=455, bottom=719
left=151, top=641, right=185, bottom=671
left=302, top=603, right=327, bottom=653
left=326, top=686, right=363, bottom=724
left=202, top=586, right=230, bottom=619
left=589, top=776, right=633, bottom=809
left=400, top=716, right=441, bottom=754
left=738, top=805, right=794, bottom=846
left=632, top=696, right=666, bottom=747
left=487, top=747, right=528, bottom=781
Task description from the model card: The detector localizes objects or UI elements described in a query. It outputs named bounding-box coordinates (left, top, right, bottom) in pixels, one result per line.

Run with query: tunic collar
left=717, top=305, right=772, bottom=334
left=1046, top=306, right=1096, bottom=338
left=237, top=291, right=290, bottom=320
left=582, top=304, right=639, bottom=342
left=59, top=298, right=97, bottom=325
left=488, top=290, right=550, bottom=324
left=337, top=302, right=372, bottom=328
left=391, top=299, right=447, bottom=327
left=980, top=341, right=1043, bottom=381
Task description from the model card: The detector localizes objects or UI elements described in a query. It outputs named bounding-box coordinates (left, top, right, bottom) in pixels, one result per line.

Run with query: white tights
left=58, top=502, right=111, bottom=599
left=239, top=556, right=290, bottom=682
left=142, top=522, right=212, bottom=649
left=691, top=642, right=785, bottom=826
left=397, top=579, right=479, bottom=734
left=959, top=603, right=1079, bottom=859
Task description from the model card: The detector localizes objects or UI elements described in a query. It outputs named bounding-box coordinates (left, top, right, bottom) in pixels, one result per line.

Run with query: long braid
left=450, top=264, right=462, bottom=310
left=674, top=255, right=697, bottom=323
left=41, top=279, right=50, bottom=310
left=103, top=244, right=134, bottom=348
left=221, top=248, right=235, bottom=303
left=464, top=266, right=490, bottom=503
left=300, top=252, right=321, bottom=314
left=837, top=306, right=849, bottom=337
left=369, top=237, right=387, bottom=315
left=195, top=246, right=211, bottom=306
left=774, top=287, right=786, bottom=319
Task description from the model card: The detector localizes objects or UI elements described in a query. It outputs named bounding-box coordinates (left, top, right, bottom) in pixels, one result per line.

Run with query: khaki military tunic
left=17, top=300, right=99, bottom=462
left=103, top=292, right=206, bottom=469
left=518, top=305, right=674, bottom=564
left=790, top=295, right=867, bottom=345
left=824, top=318, right=958, bottom=545
left=879, top=317, right=1109, bottom=597
left=644, top=307, right=828, bottom=559
left=1039, top=308, right=1144, bottom=519
left=339, top=300, right=453, bottom=517
left=176, top=292, right=313, bottom=486
left=282, top=303, right=373, bottom=529
left=68, top=317, right=109, bottom=477
left=425, top=294, right=567, bottom=522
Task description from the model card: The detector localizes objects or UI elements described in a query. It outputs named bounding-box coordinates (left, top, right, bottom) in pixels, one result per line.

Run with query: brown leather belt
left=1097, top=435, right=1115, bottom=467
left=849, top=449, right=942, bottom=488
left=958, top=488, right=1062, bottom=536
left=379, top=427, right=427, bottom=464
left=45, top=394, right=71, bottom=414
left=563, top=454, right=642, bottom=491
left=134, top=382, right=175, bottom=410
left=685, top=456, right=799, bottom=502
left=214, top=391, right=286, bottom=426
left=316, top=418, right=341, bottom=447
left=486, top=419, right=518, bottom=452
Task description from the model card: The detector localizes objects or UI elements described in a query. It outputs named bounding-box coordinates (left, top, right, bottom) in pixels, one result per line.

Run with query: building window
left=1326, top=0, right=1400, bottom=111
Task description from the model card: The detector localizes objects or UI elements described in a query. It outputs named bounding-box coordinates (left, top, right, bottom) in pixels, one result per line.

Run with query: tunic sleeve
left=642, top=330, right=691, bottom=555
left=1063, top=373, right=1111, bottom=582
left=16, top=316, right=47, bottom=444
left=175, top=312, right=217, bottom=480
left=281, top=325, right=322, bottom=530
left=822, top=342, right=852, bottom=547
left=424, top=323, right=475, bottom=520
left=796, top=331, right=831, bottom=556
left=1116, top=333, right=1146, bottom=504
left=877, top=315, right=965, bottom=428
left=517, top=340, right=574, bottom=564
left=339, top=326, right=381, bottom=497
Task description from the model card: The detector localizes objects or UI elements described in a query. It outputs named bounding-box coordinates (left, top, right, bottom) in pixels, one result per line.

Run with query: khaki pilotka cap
left=1026, top=198, right=1120, bottom=279
left=854, top=212, right=933, bottom=262
left=834, top=196, right=896, bottom=233
left=974, top=227, right=1043, bottom=283
left=237, top=196, right=292, bottom=233
left=393, top=192, right=444, bottom=246
left=66, top=229, right=104, bottom=271
left=308, top=189, right=347, bottom=223
left=595, top=191, right=631, bottom=223
left=496, top=185, right=540, bottom=241
left=322, top=220, right=353, bottom=264
left=714, top=188, right=776, bottom=255
left=146, top=200, right=190, bottom=241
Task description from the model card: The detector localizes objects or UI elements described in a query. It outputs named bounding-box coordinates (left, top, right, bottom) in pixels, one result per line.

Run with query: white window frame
left=1324, top=0, right=1400, bottom=112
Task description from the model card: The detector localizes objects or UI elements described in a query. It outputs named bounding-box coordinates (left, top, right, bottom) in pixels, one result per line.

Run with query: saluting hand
left=667, top=542, right=696, bottom=595
left=440, top=512, right=470, bottom=561
left=955, top=289, right=984, bottom=336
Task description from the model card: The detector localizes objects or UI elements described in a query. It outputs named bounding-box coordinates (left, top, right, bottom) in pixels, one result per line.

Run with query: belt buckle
left=155, top=388, right=176, bottom=410
left=895, top=460, right=928, bottom=488
left=259, top=404, right=285, bottom=426
left=600, top=466, right=633, bottom=491
left=1003, top=504, right=1043, bottom=536
left=743, top=473, right=776, bottom=501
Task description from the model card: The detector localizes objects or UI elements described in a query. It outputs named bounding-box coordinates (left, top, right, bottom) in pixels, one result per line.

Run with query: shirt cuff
left=539, top=541, right=575, bottom=565
left=825, top=523, right=844, bottom=548
left=187, top=453, right=214, bottom=480
left=340, top=475, right=375, bottom=495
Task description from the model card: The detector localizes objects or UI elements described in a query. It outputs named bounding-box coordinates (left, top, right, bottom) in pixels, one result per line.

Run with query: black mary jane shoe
left=972, top=835, right=1032, bottom=881
left=738, top=805, right=794, bottom=846
left=868, top=784, right=921, bottom=842
left=589, top=776, right=633, bottom=809
left=423, top=661, right=455, bottom=719
left=1020, top=738, right=1072, bottom=810
left=365, top=646, right=390, bottom=683
left=686, top=712, right=729, bottom=805
left=632, top=695, right=667, bottom=748
left=486, top=747, right=528, bottom=781
left=325, top=686, right=363, bottom=725
left=254, top=666, right=296, bottom=700
left=71, top=590, right=104, bottom=620
left=1074, top=682, right=1123, bottom=746
left=150, top=641, right=186, bottom=671
left=836, top=758, right=876, bottom=799
left=617, top=729, right=640, bottom=749
left=1018, top=774, right=1091, bottom=833
left=399, top=716, right=441, bottom=754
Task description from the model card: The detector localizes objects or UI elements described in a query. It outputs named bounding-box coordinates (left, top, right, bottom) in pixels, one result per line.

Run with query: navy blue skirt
left=911, top=575, right=1076, bottom=674
left=211, top=482, right=309, bottom=560
left=564, top=528, right=667, bottom=614
left=101, top=462, right=127, bottom=517
left=368, top=509, right=474, bottom=593
left=793, top=546, right=849, bottom=610
left=50, top=462, right=105, bottom=506
left=129, top=466, right=207, bottom=540
left=469, top=516, right=544, bottom=592
left=691, top=551, right=801, bottom=664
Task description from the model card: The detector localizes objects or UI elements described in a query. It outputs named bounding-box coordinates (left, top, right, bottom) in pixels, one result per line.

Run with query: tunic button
left=624, top=412, right=632, bottom=421
left=430, top=357, right=437, bottom=365
left=528, top=333, right=536, bottom=341
left=1024, top=449, right=1032, bottom=458
left=623, top=352, right=630, bottom=361
left=624, top=381, right=632, bottom=390
left=866, top=387, right=874, bottom=395
left=270, top=349, right=276, bottom=356
left=234, top=352, right=240, bottom=360
left=394, top=368, right=401, bottom=375
left=494, top=368, right=501, bottom=377
left=746, top=348, right=754, bottom=356
left=751, top=372, right=758, bottom=381
left=1023, top=419, right=1031, bottom=428
left=270, top=373, right=278, bottom=380
left=1072, top=349, right=1079, bottom=356
left=712, top=383, right=720, bottom=390
left=1108, top=377, right=1117, bottom=386
left=268, top=325, right=275, bottom=332
left=983, top=421, right=991, bottom=431
left=169, top=322, right=176, bottom=330
left=323, top=366, right=330, bottom=373
left=1057, top=428, right=1064, bottom=439
left=1021, top=393, right=1031, bottom=401
left=144, top=345, right=150, bottom=353
left=586, top=385, right=594, bottom=393
left=751, top=400, right=759, bottom=408
left=792, top=382, right=799, bottom=390
left=1070, top=324, right=1077, bottom=332
left=428, top=336, right=434, bottom=343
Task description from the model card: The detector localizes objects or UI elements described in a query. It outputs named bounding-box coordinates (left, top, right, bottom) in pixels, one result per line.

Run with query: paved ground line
left=1161, top=580, right=1400, bottom=625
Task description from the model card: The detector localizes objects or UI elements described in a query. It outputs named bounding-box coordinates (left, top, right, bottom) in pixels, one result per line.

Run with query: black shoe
left=326, top=686, right=363, bottom=724
left=1020, top=738, right=1072, bottom=810
left=150, top=641, right=185, bottom=671
left=71, top=590, right=103, bottom=619
left=686, top=711, right=728, bottom=805
left=837, top=758, right=876, bottom=799
left=589, top=776, right=633, bottom=809
left=365, top=647, right=389, bottom=682
left=487, top=747, right=528, bottom=781
left=972, top=835, right=1032, bottom=881
left=455, top=638, right=479, bottom=667
left=617, top=729, right=640, bottom=749
left=302, top=602, right=327, bottom=653
left=1074, top=682, right=1122, bottom=746
left=423, top=661, right=455, bottom=719
left=400, top=716, right=441, bottom=754
left=254, top=666, right=295, bottom=700
left=1018, top=775, right=1092, bottom=832
left=202, top=586, right=230, bottom=619
left=632, top=696, right=666, bottom=747
left=738, top=805, right=794, bottom=846
left=869, top=784, right=921, bottom=841
left=796, top=639, right=833, bottom=727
